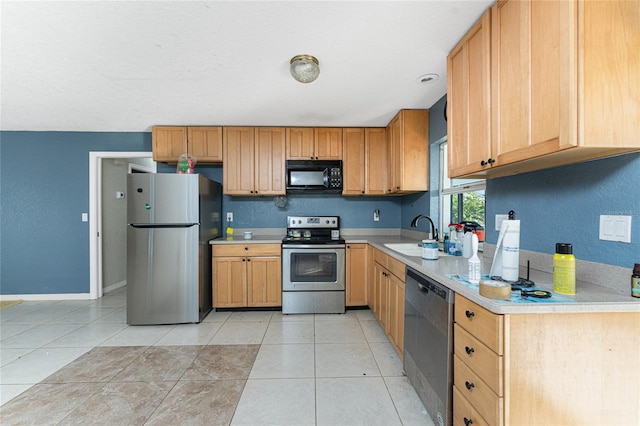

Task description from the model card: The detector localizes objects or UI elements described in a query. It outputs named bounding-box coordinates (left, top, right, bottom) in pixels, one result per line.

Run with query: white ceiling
left=1, top=0, right=493, bottom=132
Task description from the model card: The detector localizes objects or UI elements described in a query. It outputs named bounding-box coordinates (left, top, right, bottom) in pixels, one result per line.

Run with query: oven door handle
left=283, top=244, right=345, bottom=250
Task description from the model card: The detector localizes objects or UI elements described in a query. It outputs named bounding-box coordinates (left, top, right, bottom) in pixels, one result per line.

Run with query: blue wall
left=0, top=132, right=401, bottom=295
left=486, top=153, right=640, bottom=268
left=2, top=104, right=638, bottom=294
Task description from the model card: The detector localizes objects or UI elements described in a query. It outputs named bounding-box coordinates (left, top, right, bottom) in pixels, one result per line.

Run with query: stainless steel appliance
left=126, top=174, right=222, bottom=325
left=404, top=267, right=454, bottom=426
left=285, top=160, right=343, bottom=193
left=282, top=216, right=345, bottom=314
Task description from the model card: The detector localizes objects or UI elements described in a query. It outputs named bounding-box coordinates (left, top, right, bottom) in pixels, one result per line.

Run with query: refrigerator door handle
left=129, top=223, right=198, bottom=229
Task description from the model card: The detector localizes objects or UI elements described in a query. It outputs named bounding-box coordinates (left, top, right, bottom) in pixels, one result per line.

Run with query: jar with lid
left=422, top=239, right=438, bottom=260
left=553, top=243, right=575, bottom=295
left=632, top=263, right=640, bottom=298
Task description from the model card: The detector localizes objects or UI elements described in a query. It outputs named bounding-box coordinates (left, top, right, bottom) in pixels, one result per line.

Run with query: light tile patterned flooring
left=0, top=288, right=433, bottom=425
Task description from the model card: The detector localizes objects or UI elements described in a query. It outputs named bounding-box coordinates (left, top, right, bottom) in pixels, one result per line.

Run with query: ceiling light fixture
left=290, top=55, right=320, bottom=83
left=416, top=73, right=439, bottom=84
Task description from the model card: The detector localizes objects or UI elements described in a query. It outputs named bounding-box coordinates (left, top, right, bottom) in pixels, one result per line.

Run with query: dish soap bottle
left=553, top=243, right=575, bottom=295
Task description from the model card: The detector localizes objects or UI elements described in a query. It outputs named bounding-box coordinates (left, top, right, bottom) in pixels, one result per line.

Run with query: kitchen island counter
left=345, top=234, right=640, bottom=314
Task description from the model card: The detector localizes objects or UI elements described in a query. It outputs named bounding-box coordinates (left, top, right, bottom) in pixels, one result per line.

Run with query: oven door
left=282, top=245, right=345, bottom=291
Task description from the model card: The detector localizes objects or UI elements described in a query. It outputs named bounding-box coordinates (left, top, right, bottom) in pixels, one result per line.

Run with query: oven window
left=289, top=252, right=337, bottom=282
left=290, top=170, right=324, bottom=186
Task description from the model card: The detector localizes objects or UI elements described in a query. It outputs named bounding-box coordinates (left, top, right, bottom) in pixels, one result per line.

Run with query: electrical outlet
left=495, top=214, right=508, bottom=231
left=226, top=212, right=233, bottom=222
left=373, top=209, right=380, bottom=222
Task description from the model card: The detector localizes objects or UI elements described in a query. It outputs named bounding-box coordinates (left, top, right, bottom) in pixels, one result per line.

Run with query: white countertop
left=355, top=234, right=640, bottom=315
left=210, top=233, right=640, bottom=314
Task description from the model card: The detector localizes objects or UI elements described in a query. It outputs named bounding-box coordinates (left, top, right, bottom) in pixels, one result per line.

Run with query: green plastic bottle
left=553, top=243, right=575, bottom=295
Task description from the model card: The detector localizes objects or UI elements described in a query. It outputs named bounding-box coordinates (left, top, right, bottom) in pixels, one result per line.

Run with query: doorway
left=89, top=152, right=156, bottom=299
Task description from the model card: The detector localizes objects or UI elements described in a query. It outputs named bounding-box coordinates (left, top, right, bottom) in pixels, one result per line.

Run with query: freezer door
left=127, top=225, right=199, bottom=324
left=127, top=174, right=199, bottom=225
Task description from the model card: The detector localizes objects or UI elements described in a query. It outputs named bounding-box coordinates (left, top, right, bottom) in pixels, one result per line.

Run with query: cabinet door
left=223, top=127, right=255, bottom=195
left=386, top=115, right=401, bottom=193
left=286, top=128, right=315, bottom=159
left=212, top=257, right=246, bottom=307
left=255, top=127, right=286, bottom=195
left=447, top=10, right=492, bottom=178
left=371, top=262, right=385, bottom=321
left=187, top=127, right=223, bottom=163
left=152, top=126, right=188, bottom=162
left=346, top=244, right=368, bottom=306
left=342, top=128, right=366, bottom=195
left=492, top=0, right=575, bottom=166
left=398, top=110, right=429, bottom=192
left=388, top=275, right=405, bottom=357
left=247, top=256, right=282, bottom=307
left=315, top=128, right=343, bottom=160
left=365, top=128, right=388, bottom=195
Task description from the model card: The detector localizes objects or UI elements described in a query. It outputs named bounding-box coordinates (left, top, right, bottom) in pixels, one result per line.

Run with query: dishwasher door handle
left=417, top=282, right=429, bottom=293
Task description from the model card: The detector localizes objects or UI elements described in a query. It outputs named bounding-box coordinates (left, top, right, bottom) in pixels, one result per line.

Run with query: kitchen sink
left=384, top=242, right=447, bottom=258
left=384, top=243, right=424, bottom=257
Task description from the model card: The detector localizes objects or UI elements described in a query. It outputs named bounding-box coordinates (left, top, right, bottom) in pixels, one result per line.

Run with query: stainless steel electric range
left=281, top=216, right=346, bottom=314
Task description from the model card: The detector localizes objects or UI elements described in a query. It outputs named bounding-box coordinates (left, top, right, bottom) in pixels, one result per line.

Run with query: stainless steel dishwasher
left=404, top=267, right=454, bottom=426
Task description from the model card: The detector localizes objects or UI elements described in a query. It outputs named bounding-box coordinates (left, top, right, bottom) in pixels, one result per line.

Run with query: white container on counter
left=422, top=239, right=438, bottom=260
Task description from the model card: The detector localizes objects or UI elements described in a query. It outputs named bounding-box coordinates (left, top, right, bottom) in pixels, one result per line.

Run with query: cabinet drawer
left=454, top=324, right=503, bottom=395
left=213, top=243, right=281, bottom=257
left=373, top=248, right=388, bottom=268
left=455, top=295, right=503, bottom=354
left=454, top=355, right=503, bottom=425
left=387, top=256, right=406, bottom=282
left=453, top=386, right=490, bottom=426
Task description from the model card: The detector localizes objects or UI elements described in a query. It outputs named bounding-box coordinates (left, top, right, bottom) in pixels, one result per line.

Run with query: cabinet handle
left=242, top=258, right=246, bottom=262
left=465, top=310, right=475, bottom=318
left=464, top=418, right=473, bottom=426
left=487, top=158, right=495, bottom=165
left=480, top=160, right=488, bottom=166
left=361, top=191, right=365, bottom=194
left=465, top=346, right=475, bottom=355
left=247, top=258, right=251, bottom=262
left=465, top=381, right=475, bottom=390
left=244, top=247, right=249, bottom=251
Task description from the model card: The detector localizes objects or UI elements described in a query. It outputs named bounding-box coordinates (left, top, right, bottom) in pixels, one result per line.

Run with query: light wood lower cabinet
left=346, top=243, right=368, bottom=306
left=212, top=244, right=281, bottom=308
left=454, top=294, right=640, bottom=425
left=370, top=247, right=405, bottom=358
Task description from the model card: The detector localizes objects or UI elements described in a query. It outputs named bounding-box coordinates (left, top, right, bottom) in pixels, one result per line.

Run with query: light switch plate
left=599, top=215, right=632, bottom=243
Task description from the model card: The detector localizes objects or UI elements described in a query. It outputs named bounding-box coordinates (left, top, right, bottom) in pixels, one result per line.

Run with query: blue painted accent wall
left=1, top=131, right=151, bottom=295
left=1, top=132, right=400, bottom=295
left=486, top=152, right=640, bottom=268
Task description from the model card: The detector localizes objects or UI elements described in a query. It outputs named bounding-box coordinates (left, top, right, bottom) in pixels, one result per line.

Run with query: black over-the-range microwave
left=285, top=160, right=343, bottom=193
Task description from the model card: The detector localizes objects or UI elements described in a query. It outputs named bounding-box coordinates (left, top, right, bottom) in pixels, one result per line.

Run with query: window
left=439, top=141, right=486, bottom=240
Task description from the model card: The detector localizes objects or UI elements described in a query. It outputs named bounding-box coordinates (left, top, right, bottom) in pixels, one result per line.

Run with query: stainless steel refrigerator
left=126, top=174, right=222, bottom=325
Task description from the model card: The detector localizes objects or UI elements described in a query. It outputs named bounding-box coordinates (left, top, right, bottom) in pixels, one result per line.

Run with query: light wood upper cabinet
left=386, top=110, right=429, bottom=194
left=447, top=10, right=492, bottom=178
left=152, top=126, right=223, bottom=163
left=223, top=127, right=285, bottom=196
left=342, top=128, right=366, bottom=195
left=286, top=127, right=343, bottom=160
left=223, top=127, right=255, bottom=195
left=342, top=128, right=387, bottom=196
left=152, top=126, right=188, bottom=163
left=254, top=127, right=286, bottom=195
left=448, top=0, right=640, bottom=179
left=365, top=128, right=388, bottom=195
left=187, top=127, right=223, bottom=163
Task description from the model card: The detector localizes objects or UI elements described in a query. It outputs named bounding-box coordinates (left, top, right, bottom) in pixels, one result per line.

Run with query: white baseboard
left=103, top=280, right=126, bottom=293
left=0, top=293, right=92, bottom=301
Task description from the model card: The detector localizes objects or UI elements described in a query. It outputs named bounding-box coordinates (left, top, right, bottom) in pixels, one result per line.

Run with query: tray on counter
left=447, top=274, right=576, bottom=304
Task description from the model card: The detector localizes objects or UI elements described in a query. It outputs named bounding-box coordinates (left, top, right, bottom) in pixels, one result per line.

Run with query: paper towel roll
left=490, top=219, right=520, bottom=281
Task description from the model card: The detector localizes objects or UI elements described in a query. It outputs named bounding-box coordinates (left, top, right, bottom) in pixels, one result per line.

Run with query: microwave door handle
left=323, top=168, right=329, bottom=188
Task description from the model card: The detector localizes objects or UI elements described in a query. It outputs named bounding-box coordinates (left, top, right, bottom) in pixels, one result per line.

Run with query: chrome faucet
left=410, top=214, right=439, bottom=241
